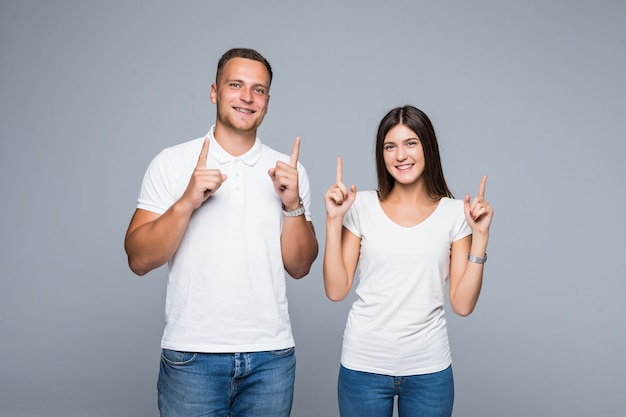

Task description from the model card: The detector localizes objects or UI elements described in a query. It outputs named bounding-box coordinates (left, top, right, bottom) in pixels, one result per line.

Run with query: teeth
left=236, top=108, right=253, bottom=114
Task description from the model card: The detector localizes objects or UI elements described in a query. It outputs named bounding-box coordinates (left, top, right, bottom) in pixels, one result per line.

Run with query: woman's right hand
left=324, top=156, right=357, bottom=218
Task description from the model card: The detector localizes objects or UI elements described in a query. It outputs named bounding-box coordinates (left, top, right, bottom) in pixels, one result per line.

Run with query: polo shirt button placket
left=232, top=159, right=244, bottom=206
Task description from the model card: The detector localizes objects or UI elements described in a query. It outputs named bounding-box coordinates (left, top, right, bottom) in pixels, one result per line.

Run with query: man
left=124, top=48, right=318, bottom=417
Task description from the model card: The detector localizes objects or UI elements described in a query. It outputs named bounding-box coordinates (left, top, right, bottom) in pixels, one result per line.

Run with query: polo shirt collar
left=207, top=125, right=262, bottom=166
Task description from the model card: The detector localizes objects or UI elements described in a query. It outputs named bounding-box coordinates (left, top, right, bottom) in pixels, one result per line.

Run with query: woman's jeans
left=338, top=364, right=454, bottom=417
left=157, top=348, right=296, bottom=417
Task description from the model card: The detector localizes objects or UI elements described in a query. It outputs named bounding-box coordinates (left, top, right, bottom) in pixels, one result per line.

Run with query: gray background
left=1, top=1, right=625, bottom=416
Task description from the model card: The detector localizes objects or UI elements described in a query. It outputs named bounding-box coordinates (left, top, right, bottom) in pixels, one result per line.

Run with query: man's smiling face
left=211, top=57, right=271, bottom=136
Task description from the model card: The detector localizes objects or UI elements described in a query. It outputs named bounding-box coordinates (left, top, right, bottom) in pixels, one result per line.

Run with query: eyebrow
left=226, top=78, right=269, bottom=90
left=384, top=137, right=419, bottom=143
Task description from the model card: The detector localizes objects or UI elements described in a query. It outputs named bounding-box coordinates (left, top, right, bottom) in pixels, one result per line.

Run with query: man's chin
left=233, top=124, right=259, bottom=136
left=217, top=118, right=261, bottom=136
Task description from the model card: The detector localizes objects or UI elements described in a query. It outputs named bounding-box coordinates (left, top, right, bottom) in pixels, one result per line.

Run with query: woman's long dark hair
left=375, top=105, right=453, bottom=200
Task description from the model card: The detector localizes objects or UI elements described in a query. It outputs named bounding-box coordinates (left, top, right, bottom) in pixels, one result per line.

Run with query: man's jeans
left=158, top=348, right=296, bottom=417
left=338, top=364, right=454, bottom=417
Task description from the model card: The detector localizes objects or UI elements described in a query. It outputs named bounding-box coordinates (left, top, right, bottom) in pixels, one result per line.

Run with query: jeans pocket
left=161, top=349, right=198, bottom=366
left=269, top=346, right=295, bottom=357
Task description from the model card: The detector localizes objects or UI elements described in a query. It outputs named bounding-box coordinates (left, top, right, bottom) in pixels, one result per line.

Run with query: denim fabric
left=157, top=348, right=296, bottom=417
left=337, top=364, right=454, bottom=417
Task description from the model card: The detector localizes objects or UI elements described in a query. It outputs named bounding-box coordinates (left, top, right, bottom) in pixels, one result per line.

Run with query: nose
left=396, top=146, right=407, bottom=161
left=240, top=88, right=253, bottom=103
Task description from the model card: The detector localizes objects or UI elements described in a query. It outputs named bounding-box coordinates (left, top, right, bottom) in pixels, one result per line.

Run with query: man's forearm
left=281, top=218, right=318, bottom=279
left=125, top=204, right=193, bottom=275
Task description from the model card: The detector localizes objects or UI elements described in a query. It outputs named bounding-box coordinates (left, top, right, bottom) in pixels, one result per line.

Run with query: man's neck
left=213, top=125, right=257, bottom=157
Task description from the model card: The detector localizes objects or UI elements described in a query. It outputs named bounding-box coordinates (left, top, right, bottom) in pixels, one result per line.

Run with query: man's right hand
left=124, top=138, right=227, bottom=275
left=181, top=138, right=227, bottom=211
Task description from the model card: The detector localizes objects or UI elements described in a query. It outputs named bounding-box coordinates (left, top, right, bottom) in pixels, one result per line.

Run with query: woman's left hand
left=464, top=175, right=494, bottom=234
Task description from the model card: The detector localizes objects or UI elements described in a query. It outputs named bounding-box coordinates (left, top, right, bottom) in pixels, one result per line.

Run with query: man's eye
left=254, top=87, right=266, bottom=94
left=229, top=82, right=240, bottom=88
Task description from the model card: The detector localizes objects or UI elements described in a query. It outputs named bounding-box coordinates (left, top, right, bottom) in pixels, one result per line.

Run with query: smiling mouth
left=396, top=164, right=414, bottom=171
left=234, top=107, right=254, bottom=114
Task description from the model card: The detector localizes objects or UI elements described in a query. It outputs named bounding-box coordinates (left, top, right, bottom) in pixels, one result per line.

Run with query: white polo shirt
left=136, top=126, right=312, bottom=353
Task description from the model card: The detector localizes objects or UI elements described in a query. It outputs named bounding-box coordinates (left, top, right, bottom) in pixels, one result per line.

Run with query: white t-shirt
left=341, top=190, right=471, bottom=376
left=136, top=126, right=312, bottom=353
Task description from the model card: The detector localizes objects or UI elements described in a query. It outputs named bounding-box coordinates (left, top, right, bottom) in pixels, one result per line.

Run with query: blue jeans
left=158, top=348, right=296, bottom=417
left=338, top=364, right=454, bottom=417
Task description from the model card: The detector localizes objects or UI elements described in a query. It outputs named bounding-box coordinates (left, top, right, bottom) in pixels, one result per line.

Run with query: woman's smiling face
left=382, top=124, right=425, bottom=186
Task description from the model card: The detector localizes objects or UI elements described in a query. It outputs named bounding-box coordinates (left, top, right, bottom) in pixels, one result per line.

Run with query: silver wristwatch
left=282, top=199, right=305, bottom=217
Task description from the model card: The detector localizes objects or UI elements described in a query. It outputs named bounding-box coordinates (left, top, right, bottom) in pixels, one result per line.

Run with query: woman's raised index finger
left=289, top=136, right=300, bottom=167
left=336, top=156, right=343, bottom=184
left=197, top=138, right=209, bottom=168
left=478, top=175, right=487, bottom=199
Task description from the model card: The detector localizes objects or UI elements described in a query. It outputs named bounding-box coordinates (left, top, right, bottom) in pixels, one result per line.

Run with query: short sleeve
left=451, top=200, right=471, bottom=242
left=136, top=149, right=176, bottom=215
left=342, top=193, right=363, bottom=238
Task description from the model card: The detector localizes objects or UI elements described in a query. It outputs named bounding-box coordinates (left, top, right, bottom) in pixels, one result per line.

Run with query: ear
left=210, top=83, right=217, bottom=104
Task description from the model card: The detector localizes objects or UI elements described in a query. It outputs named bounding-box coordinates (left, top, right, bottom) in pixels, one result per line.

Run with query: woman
left=323, top=105, right=494, bottom=417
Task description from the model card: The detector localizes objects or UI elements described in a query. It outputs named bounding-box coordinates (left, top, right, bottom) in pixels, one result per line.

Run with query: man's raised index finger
left=289, top=137, right=300, bottom=167
left=478, top=175, right=487, bottom=199
left=197, top=138, right=209, bottom=168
